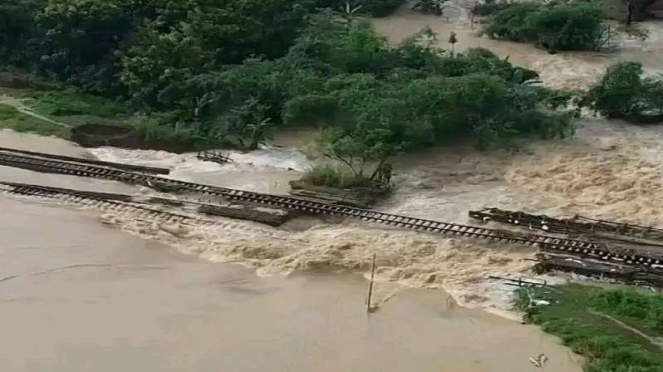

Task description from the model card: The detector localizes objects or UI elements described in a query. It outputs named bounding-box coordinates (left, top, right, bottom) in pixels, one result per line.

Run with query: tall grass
left=516, top=284, right=663, bottom=372
left=299, top=165, right=374, bottom=189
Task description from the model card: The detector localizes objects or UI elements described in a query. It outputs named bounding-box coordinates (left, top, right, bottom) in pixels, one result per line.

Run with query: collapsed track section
left=469, top=207, right=663, bottom=241
left=0, top=146, right=170, bottom=175
left=0, top=181, right=214, bottom=226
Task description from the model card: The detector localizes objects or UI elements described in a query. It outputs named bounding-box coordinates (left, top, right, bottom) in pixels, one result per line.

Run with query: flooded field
left=372, top=6, right=663, bottom=90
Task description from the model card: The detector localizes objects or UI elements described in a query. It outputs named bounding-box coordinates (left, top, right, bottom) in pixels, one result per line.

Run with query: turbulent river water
left=0, top=131, right=585, bottom=372
left=2, top=4, right=663, bottom=372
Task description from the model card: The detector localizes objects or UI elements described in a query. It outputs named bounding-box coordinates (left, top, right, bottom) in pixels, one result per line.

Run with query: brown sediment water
left=8, top=115, right=663, bottom=315
left=0, top=196, right=583, bottom=372
left=1, top=8, right=663, bottom=368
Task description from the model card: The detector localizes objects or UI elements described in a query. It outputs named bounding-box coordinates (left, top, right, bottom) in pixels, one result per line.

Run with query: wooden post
left=366, top=253, right=376, bottom=312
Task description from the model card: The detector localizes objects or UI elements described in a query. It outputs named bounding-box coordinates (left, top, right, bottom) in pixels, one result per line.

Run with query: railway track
left=469, top=208, right=663, bottom=243
left=1, top=151, right=662, bottom=271
left=0, top=181, right=214, bottom=226
left=0, top=146, right=170, bottom=175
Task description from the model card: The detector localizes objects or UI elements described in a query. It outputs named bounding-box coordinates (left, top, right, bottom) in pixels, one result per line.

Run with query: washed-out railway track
left=469, top=208, right=663, bottom=242
left=0, top=146, right=170, bottom=175
left=0, top=181, right=215, bottom=226
left=1, top=149, right=662, bottom=273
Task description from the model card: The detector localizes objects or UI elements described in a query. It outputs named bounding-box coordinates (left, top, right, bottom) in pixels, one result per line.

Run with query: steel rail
left=0, top=150, right=662, bottom=272
left=0, top=146, right=170, bottom=175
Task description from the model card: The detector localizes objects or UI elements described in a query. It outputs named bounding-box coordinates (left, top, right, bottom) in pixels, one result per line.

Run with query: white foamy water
left=88, top=145, right=312, bottom=194
left=89, top=145, right=311, bottom=173
left=7, top=115, right=663, bottom=315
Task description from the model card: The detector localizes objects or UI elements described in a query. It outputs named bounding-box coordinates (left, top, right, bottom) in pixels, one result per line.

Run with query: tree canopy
left=0, top=0, right=577, bottom=158
left=585, top=62, right=663, bottom=122
left=479, top=1, right=612, bottom=52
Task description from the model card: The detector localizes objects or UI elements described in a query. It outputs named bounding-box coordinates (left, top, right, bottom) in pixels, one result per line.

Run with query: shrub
left=412, top=0, right=450, bottom=15
left=0, top=0, right=42, bottom=63
left=0, top=104, right=19, bottom=120
left=319, top=0, right=406, bottom=17
left=28, top=90, right=127, bottom=118
left=482, top=1, right=610, bottom=51
left=586, top=62, right=644, bottom=118
left=299, top=164, right=373, bottom=189
left=283, top=95, right=340, bottom=125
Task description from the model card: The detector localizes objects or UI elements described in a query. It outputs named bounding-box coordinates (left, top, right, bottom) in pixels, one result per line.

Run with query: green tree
left=585, top=62, right=644, bottom=118
left=36, top=0, right=134, bottom=89
left=483, top=1, right=609, bottom=52
left=0, top=0, right=43, bottom=63
left=320, top=126, right=399, bottom=181
left=219, top=98, right=273, bottom=150
left=412, top=0, right=450, bottom=15
left=119, top=19, right=212, bottom=108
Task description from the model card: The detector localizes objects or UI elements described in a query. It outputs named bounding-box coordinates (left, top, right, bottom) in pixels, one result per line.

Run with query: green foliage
left=0, top=103, right=71, bottom=138
left=27, top=90, right=127, bottom=118
left=585, top=62, right=663, bottom=122
left=0, top=104, right=19, bottom=120
left=36, top=0, right=134, bottom=90
left=320, top=126, right=400, bottom=179
left=586, top=62, right=643, bottom=118
left=352, top=0, right=405, bottom=16
left=131, top=114, right=219, bottom=148
left=318, top=0, right=406, bottom=17
left=482, top=1, right=610, bottom=51
left=1, top=2, right=577, bottom=154
left=218, top=98, right=273, bottom=150
left=590, top=289, right=663, bottom=334
left=300, top=164, right=373, bottom=189
left=119, top=20, right=213, bottom=108
left=0, top=0, right=43, bottom=63
left=412, top=0, right=450, bottom=15
left=517, top=285, right=663, bottom=372
left=638, top=78, right=663, bottom=117
left=283, top=95, right=340, bottom=125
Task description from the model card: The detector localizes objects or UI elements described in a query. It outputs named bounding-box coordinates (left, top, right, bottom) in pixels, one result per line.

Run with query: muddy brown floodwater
left=0, top=133, right=584, bottom=371
left=5, top=5, right=663, bottom=369
left=0, top=197, right=583, bottom=372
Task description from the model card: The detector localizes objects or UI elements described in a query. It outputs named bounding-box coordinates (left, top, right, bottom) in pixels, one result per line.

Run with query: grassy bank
left=516, top=284, right=663, bottom=372
left=0, top=102, right=71, bottom=138
left=0, top=88, right=131, bottom=139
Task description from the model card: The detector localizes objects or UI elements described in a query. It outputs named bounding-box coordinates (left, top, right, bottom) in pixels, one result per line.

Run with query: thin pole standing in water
left=366, top=253, right=376, bottom=312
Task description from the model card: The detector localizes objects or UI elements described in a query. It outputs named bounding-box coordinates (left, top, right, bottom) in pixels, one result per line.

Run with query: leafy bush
left=586, top=62, right=643, bottom=118
left=0, top=1, right=579, bottom=159
left=412, top=0, right=450, bottom=15
left=283, top=95, right=340, bottom=125
left=300, top=165, right=374, bottom=189
left=318, top=0, right=406, bottom=17
left=0, top=0, right=42, bottom=63
left=0, top=104, right=19, bottom=120
left=585, top=62, right=663, bottom=122
left=482, top=1, right=610, bottom=51
left=132, top=114, right=223, bottom=148
left=28, top=90, right=127, bottom=118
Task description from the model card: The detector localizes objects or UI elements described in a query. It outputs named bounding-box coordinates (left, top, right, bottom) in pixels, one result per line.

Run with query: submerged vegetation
left=478, top=1, right=613, bottom=52
left=517, top=284, right=663, bottom=372
left=585, top=62, right=663, bottom=123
